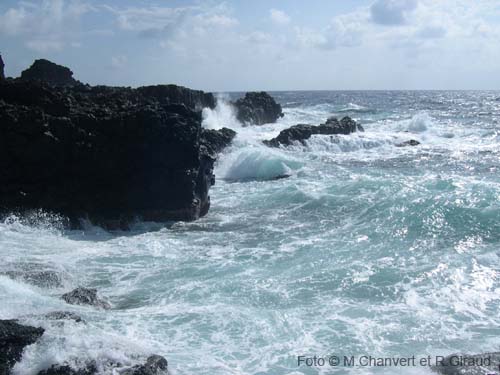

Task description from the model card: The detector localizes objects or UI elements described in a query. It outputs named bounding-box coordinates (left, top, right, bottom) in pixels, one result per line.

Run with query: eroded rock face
left=137, top=85, right=215, bottom=111
left=0, top=59, right=234, bottom=228
left=0, top=320, right=44, bottom=374
left=264, top=116, right=363, bottom=147
left=20, top=59, right=79, bottom=86
left=61, top=287, right=111, bottom=309
left=200, top=127, right=237, bottom=157
left=233, top=92, right=283, bottom=125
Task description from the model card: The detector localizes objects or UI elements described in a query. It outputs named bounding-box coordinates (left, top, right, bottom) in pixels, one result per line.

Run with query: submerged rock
left=61, top=287, right=111, bottom=309
left=396, top=139, right=420, bottom=147
left=0, top=58, right=234, bottom=228
left=44, top=311, right=84, bottom=323
left=233, top=92, right=283, bottom=125
left=20, top=59, right=79, bottom=86
left=1, top=263, right=63, bottom=288
left=432, top=352, right=500, bottom=375
left=0, top=320, right=44, bottom=374
left=38, top=355, right=169, bottom=375
left=38, top=363, right=97, bottom=375
left=122, top=355, right=170, bottom=375
left=264, top=116, right=363, bottom=147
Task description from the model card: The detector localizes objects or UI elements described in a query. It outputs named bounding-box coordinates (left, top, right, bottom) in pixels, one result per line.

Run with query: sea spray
left=2, top=91, right=500, bottom=375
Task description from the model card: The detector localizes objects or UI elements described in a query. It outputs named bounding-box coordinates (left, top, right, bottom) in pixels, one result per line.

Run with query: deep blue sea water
left=1, top=91, right=500, bottom=374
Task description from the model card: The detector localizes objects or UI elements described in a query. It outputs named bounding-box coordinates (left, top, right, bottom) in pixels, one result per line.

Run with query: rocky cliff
left=0, top=59, right=235, bottom=228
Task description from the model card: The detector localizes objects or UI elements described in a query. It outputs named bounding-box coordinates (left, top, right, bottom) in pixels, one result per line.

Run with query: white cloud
left=105, top=3, right=238, bottom=39
left=111, top=55, right=128, bottom=69
left=25, top=39, right=64, bottom=53
left=295, top=27, right=328, bottom=48
left=270, top=9, right=290, bottom=25
left=370, top=0, right=418, bottom=26
left=0, top=0, right=96, bottom=52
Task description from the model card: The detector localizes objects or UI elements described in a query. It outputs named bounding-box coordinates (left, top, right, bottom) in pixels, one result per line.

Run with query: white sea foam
left=2, top=92, right=500, bottom=375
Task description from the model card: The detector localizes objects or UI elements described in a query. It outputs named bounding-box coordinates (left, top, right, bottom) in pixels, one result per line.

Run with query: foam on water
left=1, top=91, right=500, bottom=374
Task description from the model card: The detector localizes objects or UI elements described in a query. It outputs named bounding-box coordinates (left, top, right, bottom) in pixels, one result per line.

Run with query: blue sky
left=1, top=0, right=500, bottom=91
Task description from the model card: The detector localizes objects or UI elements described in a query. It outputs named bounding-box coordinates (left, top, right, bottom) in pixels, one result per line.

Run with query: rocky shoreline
left=0, top=58, right=286, bottom=229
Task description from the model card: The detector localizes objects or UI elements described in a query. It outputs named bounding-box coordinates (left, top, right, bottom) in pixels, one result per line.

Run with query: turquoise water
left=1, top=91, right=500, bottom=374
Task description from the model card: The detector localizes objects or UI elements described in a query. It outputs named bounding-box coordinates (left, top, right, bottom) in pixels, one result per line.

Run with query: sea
left=1, top=91, right=500, bottom=375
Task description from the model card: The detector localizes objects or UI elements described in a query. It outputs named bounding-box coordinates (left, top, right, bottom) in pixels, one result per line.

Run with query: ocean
left=1, top=90, right=500, bottom=374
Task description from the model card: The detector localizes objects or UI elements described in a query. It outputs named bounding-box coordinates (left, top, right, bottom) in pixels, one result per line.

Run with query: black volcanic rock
left=200, top=127, right=237, bottom=157
left=396, top=139, right=420, bottom=147
left=0, top=320, right=44, bottom=374
left=21, top=59, right=79, bottom=86
left=122, top=355, right=170, bottom=375
left=0, top=54, right=5, bottom=81
left=137, top=85, right=215, bottom=111
left=38, top=363, right=97, bottom=375
left=62, top=287, right=111, bottom=309
left=38, top=355, right=169, bottom=375
left=264, top=116, right=364, bottom=147
left=0, top=58, right=233, bottom=228
left=233, top=91, right=283, bottom=125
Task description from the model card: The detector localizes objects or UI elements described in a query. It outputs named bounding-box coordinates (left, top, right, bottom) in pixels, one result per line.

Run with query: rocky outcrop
left=0, top=320, right=44, bottom=374
left=0, top=54, right=5, bottom=81
left=233, top=92, right=283, bottom=125
left=38, top=355, right=169, bottom=375
left=200, top=127, right=237, bottom=157
left=432, top=352, right=500, bottom=375
left=20, top=59, right=79, bottom=86
left=62, top=287, right=111, bottom=309
left=396, top=139, right=420, bottom=147
left=0, top=58, right=234, bottom=228
left=264, top=116, right=364, bottom=147
left=122, top=355, right=169, bottom=375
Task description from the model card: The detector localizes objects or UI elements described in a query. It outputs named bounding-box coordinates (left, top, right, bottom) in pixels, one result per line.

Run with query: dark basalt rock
left=200, top=127, right=237, bottom=157
left=0, top=54, right=5, bottom=81
left=396, top=139, right=420, bottom=147
left=432, top=352, right=500, bottom=375
left=38, top=355, right=169, bottom=375
left=0, top=320, right=45, bottom=374
left=233, top=91, right=283, bottom=125
left=38, top=362, right=97, bottom=375
left=122, top=355, right=170, bottom=375
left=137, top=85, right=215, bottom=111
left=0, top=58, right=233, bottom=228
left=61, top=287, right=111, bottom=309
left=264, top=116, right=363, bottom=147
left=21, top=59, right=79, bottom=86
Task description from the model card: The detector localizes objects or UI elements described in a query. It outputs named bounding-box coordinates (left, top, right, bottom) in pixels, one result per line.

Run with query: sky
left=1, top=0, right=500, bottom=91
